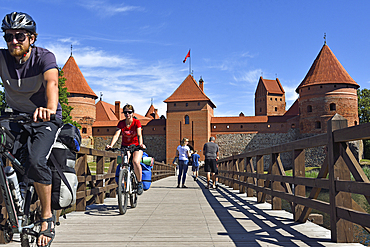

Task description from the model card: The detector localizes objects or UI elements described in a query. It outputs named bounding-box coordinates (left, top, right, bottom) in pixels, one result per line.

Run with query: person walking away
left=106, top=104, right=146, bottom=195
left=0, top=12, right=64, bottom=246
left=176, top=138, right=190, bottom=188
left=191, top=150, right=200, bottom=181
left=203, top=137, right=219, bottom=189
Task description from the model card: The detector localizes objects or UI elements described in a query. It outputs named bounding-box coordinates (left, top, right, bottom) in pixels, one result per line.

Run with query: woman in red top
left=106, top=104, right=146, bottom=195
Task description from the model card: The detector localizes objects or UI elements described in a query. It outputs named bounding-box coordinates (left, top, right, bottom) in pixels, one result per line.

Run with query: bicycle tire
left=130, top=173, right=138, bottom=208
left=2, top=220, right=13, bottom=243
left=117, top=168, right=129, bottom=215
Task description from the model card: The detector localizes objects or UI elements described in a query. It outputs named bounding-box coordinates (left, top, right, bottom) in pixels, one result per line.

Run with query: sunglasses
left=3, top=32, right=28, bottom=43
left=123, top=111, right=133, bottom=115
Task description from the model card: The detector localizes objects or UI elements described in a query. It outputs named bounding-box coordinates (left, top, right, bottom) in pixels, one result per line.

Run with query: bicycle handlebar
left=106, top=144, right=146, bottom=154
left=0, top=113, right=56, bottom=124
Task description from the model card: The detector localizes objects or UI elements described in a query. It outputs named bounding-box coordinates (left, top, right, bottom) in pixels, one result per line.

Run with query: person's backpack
left=48, top=124, right=80, bottom=210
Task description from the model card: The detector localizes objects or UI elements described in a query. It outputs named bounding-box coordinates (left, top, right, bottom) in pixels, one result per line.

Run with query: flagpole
left=189, top=49, right=191, bottom=75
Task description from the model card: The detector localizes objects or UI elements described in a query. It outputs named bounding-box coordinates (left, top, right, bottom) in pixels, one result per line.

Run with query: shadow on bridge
left=196, top=177, right=331, bottom=247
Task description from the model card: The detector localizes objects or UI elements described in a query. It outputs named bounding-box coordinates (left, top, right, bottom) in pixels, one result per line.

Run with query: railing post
left=107, top=157, right=117, bottom=198
left=239, top=158, right=246, bottom=193
left=246, top=157, right=254, bottom=197
left=256, top=155, right=264, bottom=203
left=96, top=155, right=104, bottom=204
left=232, top=157, right=238, bottom=190
left=327, top=114, right=353, bottom=243
left=293, top=149, right=305, bottom=222
left=271, top=153, right=282, bottom=210
left=75, top=153, right=87, bottom=211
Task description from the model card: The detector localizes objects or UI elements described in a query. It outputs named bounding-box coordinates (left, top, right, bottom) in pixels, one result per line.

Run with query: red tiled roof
left=145, top=104, right=159, bottom=119
left=259, top=77, right=284, bottom=94
left=164, top=75, right=216, bottom=108
left=62, top=56, right=98, bottom=98
left=296, top=44, right=359, bottom=93
left=94, top=100, right=151, bottom=126
left=283, top=99, right=299, bottom=116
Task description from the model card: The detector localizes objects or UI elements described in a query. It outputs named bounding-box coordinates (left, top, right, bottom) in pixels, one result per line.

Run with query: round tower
left=62, top=55, right=98, bottom=148
left=296, top=44, right=359, bottom=134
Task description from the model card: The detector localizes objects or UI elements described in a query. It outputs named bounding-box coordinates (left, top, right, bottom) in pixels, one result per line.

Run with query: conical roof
left=62, top=56, right=98, bottom=98
left=164, top=74, right=216, bottom=108
left=296, top=44, right=359, bottom=93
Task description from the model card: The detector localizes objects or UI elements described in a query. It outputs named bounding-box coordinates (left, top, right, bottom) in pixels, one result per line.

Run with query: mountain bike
left=0, top=113, right=49, bottom=246
left=107, top=145, right=144, bottom=215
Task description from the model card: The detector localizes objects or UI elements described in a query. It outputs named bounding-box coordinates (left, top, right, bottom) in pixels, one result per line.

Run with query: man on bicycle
left=106, top=104, right=146, bottom=195
left=0, top=12, right=62, bottom=246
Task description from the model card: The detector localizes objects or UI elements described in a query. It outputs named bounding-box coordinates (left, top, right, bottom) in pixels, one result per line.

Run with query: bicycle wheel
left=2, top=220, right=13, bottom=243
left=117, top=168, right=129, bottom=215
left=20, top=204, right=41, bottom=247
left=130, top=173, right=138, bottom=208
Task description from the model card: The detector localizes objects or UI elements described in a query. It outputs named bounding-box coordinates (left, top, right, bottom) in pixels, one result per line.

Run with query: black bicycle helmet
left=1, top=12, right=36, bottom=34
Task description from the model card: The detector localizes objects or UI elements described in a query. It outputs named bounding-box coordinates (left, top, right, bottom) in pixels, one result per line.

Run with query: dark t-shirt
left=203, top=142, right=219, bottom=159
left=0, top=47, right=62, bottom=118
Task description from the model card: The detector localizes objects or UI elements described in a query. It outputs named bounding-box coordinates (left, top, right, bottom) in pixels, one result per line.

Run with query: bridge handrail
left=212, top=117, right=370, bottom=243
left=74, top=147, right=175, bottom=211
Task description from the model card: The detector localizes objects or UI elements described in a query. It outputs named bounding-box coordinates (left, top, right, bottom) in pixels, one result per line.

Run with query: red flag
left=183, top=50, right=190, bottom=63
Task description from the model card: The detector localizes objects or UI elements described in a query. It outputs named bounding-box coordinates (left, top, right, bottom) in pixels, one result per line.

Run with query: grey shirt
left=203, top=142, right=219, bottom=159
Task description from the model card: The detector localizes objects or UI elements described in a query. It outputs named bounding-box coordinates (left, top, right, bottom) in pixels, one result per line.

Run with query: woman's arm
left=137, top=127, right=146, bottom=149
left=106, top=129, right=121, bottom=149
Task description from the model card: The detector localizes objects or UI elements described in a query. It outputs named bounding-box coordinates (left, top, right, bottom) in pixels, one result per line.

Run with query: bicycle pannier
left=141, top=153, right=154, bottom=191
left=49, top=142, right=78, bottom=210
left=57, top=123, right=81, bottom=152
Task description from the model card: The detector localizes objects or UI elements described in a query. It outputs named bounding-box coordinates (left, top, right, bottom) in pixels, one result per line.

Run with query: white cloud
left=78, top=0, right=143, bottom=16
left=233, top=69, right=263, bottom=84
left=47, top=40, right=182, bottom=117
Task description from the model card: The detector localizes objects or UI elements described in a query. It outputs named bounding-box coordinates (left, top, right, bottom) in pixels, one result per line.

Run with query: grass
left=88, top=162, right=112, bottom=174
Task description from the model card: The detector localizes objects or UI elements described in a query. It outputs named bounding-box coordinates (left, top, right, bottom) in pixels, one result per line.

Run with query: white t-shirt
left=177, top=145, right=190, bottom=161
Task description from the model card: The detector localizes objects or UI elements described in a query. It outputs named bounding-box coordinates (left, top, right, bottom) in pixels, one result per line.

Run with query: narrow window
left=186, top=103, right=188, bottom=107
left=275, top=107, right=277, bottom=112
left=315, top=121, right=321, bottom=129
left=185, top=115, right=189, bottom=124
left=82, top=128, right=87, bottom=134
left=330, top=103, right=336, bottom=111
left=307, top=105, right=312, bottom=113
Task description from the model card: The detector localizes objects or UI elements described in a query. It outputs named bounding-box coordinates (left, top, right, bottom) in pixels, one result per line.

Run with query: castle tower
left=62, top=55, right=98, bottom=147
left=164, top=75, right=216, bottom=162
left=296, top=44, right=359, bottom=134
left=255, top=76, right=286, bottom=116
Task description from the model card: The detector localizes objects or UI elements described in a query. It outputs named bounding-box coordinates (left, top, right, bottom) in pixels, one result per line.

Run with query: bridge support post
left=246, top=158, right=254, bottom=196
left=327, top=114, right=353, bottom=243
left=256, top=155, right=264, bottom=203
left=271, top=153, right=282, bottom=210
left=75, top=154, right=87, bottom=211
left=293, top=149, right=305, bottom=222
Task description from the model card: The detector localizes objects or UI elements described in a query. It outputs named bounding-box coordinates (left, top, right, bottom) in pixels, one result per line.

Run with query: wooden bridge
left=1, top=114, right=370, bottom=246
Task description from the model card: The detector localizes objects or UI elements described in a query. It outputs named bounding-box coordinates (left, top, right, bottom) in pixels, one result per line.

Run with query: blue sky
left=1, top=0, right=370, bottom=118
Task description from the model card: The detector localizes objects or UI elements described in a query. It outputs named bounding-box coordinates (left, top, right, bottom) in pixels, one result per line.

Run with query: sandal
left=37, top=215, right=55, bottom=247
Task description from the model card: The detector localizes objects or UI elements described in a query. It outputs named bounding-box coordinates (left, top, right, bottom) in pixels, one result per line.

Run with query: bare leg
left=132, top=150, right=143, bottom=182
left=34, top=182, right=53, bottom=247
left=212, top=173, right=216, bottom=187
left=206, top=172, right=211, bottom=187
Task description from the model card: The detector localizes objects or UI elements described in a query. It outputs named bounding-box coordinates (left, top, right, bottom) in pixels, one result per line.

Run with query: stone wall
left=214, top=129, right=334, bottom=170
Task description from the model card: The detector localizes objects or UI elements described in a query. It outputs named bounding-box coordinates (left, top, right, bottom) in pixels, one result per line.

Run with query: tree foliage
left=358, top=88, right=370, bottom=124
left=58, top=68, right=80, bottom=128
left=358, top=88, right=370, bottom=158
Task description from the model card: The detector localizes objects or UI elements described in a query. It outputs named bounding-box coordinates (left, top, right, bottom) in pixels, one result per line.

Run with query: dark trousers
left=177, top=160, right=189, bottom=185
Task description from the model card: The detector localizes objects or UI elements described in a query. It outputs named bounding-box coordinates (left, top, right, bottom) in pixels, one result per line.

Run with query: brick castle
left=61, top=43, right=359, bottom=164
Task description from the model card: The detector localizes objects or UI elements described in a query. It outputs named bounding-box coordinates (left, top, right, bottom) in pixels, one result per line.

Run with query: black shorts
left=204, top=159, right=217, bottom=173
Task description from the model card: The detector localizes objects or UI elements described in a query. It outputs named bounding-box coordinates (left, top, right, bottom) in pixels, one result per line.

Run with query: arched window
left=330, top=103, right=336, bottom=111
left=275, top=107, right=277, bottom=112
left=307, top=105, right=312, bottom=113
left=82, top=128, right=87, bottom=134
left=185, top=115, right=189, bottom=124
left=315, top=121, right=321, bottom=129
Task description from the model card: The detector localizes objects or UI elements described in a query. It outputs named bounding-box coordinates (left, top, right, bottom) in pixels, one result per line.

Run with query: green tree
left=0, top=82, right=7, bottom=113
left=58, top=68, right=80, bottom=128
left=358, top=88, right=370, bottom=158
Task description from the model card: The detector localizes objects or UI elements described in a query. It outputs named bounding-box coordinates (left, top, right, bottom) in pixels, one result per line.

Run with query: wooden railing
left=213, top=114, right=370, bottom=243
left=74, top=147, right=175, bottom=211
